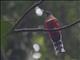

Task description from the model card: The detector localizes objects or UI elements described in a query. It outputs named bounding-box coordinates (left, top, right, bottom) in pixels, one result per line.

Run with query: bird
left=35, top=6, right=65, bottom=55
left=44, top=14, right=65, bottom=55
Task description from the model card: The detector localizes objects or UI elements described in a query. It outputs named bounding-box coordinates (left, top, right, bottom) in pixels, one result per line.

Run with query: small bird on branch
left=35, top=6, right=66, bottom=55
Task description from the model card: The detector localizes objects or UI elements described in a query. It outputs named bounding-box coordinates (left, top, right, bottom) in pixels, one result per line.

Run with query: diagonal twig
left=10, top=0, right=44, bottom=32
left=8, top=0, right=80, bottom=33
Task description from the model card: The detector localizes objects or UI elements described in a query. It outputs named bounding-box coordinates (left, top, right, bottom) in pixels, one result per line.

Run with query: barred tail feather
left=52, top=40, right=65, bottom=55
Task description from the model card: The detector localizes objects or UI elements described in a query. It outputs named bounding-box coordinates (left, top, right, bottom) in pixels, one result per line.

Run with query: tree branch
left=9, top=0, right=80, bottom=33
left=14, top=19, right=80, bottom=32
left=10, top=0, right=44, bottom=32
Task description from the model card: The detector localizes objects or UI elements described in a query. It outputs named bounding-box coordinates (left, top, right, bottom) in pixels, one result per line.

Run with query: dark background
left=1, top=1, right=80, bottom=60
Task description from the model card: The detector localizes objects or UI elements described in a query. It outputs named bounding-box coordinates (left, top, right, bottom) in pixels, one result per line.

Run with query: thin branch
left=14, top=19, right=80, bottom=32
left=9, top=0, right=80, bottom=33
left=10, top=0, right=44, bottom=32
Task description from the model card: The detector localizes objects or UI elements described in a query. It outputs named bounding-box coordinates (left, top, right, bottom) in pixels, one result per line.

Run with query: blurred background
left=1, top=1, right=80, bottom=60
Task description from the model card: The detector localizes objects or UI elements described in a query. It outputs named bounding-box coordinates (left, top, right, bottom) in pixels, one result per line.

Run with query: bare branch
left=8, top=0, right=80, bottom=33
left=11, top=0, right=44, bottom=32
left=14, top=19, right=80, bottom=32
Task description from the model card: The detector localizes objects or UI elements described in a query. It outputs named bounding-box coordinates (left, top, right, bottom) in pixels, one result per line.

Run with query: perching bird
left=44, top=14, right=65, bottom=55
left=35, top=6, right=65, bottom=55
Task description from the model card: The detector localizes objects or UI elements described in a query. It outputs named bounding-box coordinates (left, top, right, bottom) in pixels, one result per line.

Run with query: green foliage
left=1, top=20, right=12, bottom=49
left=66, top=7, right=77, bottom=23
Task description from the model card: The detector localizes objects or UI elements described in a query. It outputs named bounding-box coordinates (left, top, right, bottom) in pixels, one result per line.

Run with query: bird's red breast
left=44, top=14, right=61, bottom=39
left=44, top=14, right=61, bottom=30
